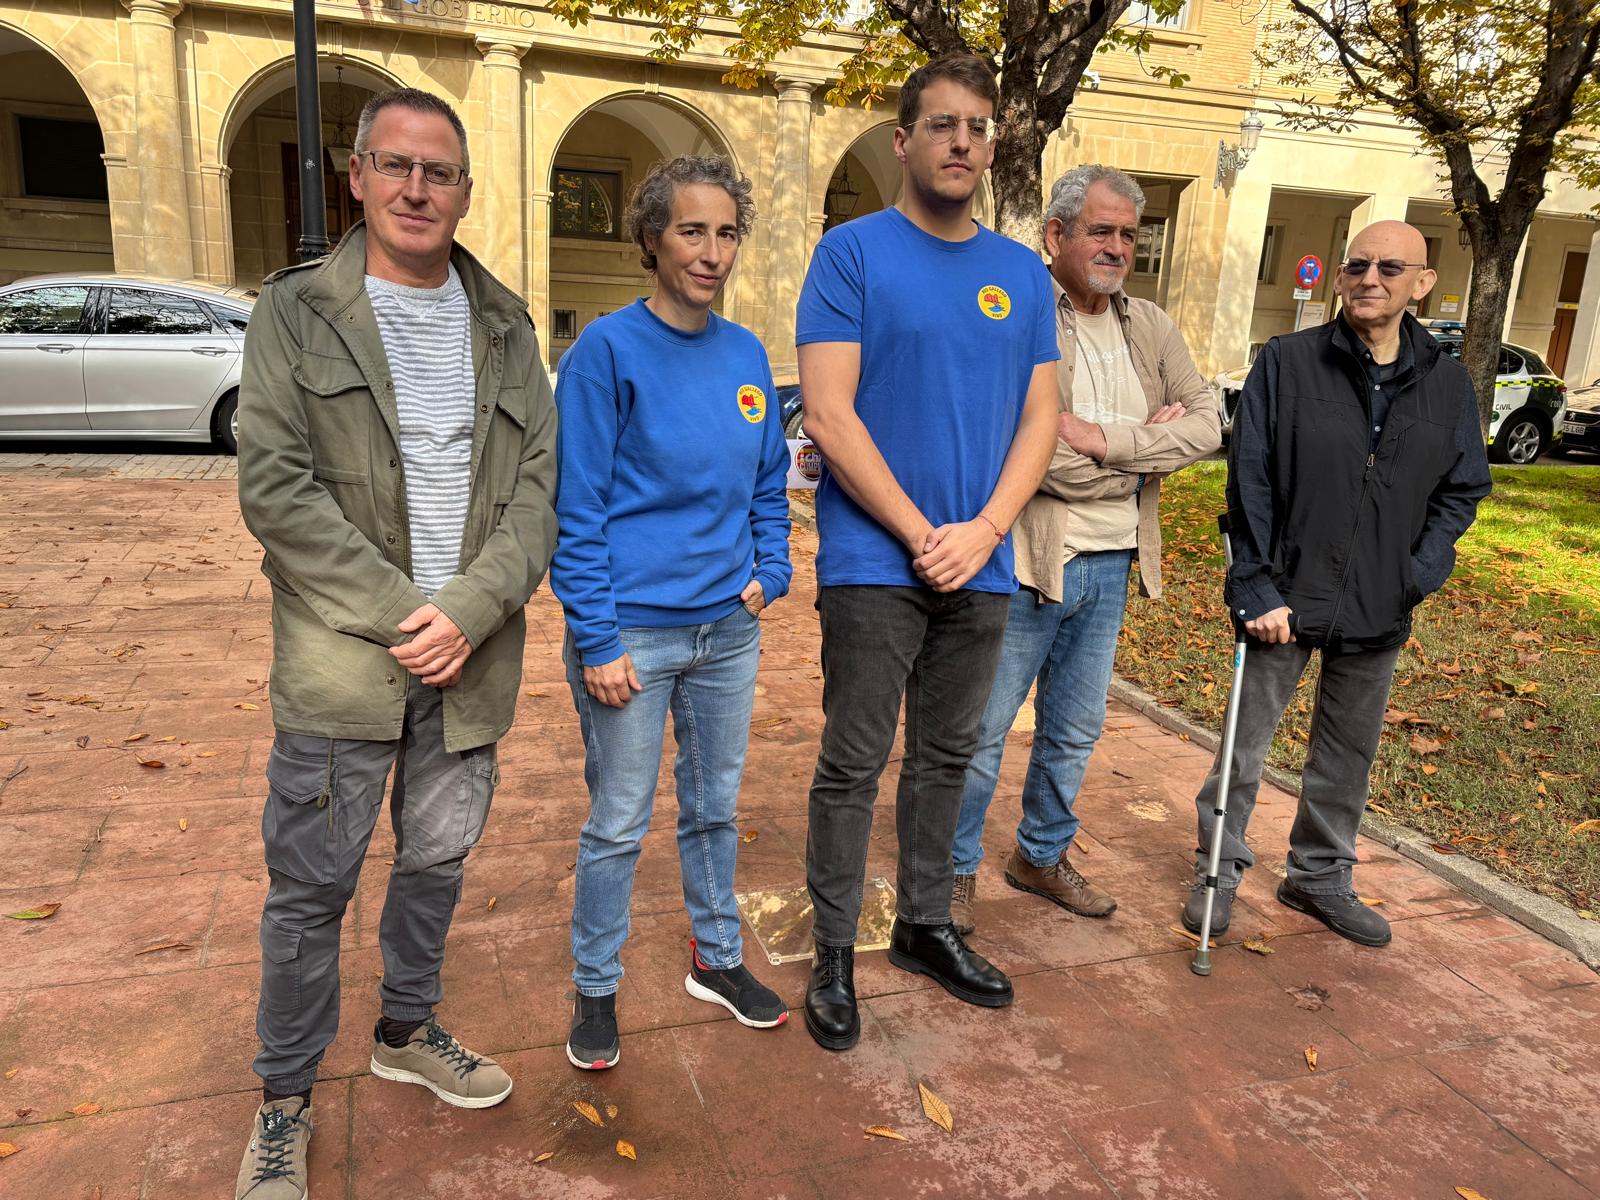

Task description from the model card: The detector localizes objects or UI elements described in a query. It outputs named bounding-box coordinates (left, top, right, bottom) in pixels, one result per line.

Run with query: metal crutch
left=1192, top=513, right=1248, bottom=977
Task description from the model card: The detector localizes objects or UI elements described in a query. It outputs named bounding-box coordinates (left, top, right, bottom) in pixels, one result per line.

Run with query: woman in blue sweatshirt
left=551, top=155, right=794, bottom=1070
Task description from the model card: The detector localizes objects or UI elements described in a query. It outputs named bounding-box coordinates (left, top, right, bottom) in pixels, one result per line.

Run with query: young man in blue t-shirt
left=795, top=54, right=1060, bottom=1052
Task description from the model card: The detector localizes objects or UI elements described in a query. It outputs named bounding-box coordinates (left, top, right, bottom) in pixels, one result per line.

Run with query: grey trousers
left=253, top=677, right=497, bottom=1094
left=1192, top=638, right=1401, bottom=895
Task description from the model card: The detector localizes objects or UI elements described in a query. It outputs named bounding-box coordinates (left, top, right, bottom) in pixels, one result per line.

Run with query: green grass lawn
left=1118, top=462, right=1600, bottom=917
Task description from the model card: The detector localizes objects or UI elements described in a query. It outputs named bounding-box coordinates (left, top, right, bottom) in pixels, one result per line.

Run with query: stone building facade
left=2, top=0, right=1598, bottom=383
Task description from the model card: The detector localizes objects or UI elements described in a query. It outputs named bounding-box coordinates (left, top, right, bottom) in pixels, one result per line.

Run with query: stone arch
left=543, top=90, right=740, bottom=367
left=219, top=57, right=404, bottom=286
left=0, top=20, right=120, bottom=280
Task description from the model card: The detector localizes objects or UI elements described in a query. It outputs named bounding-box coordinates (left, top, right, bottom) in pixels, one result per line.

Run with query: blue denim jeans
left=952, top=550, right=1133, bottom=875
left=565, top=608, right=760, bottom=996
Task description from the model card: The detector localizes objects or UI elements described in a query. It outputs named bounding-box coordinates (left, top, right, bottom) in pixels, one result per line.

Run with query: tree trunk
left=991, top=78, right=1046, bottom=250
left=1460, top=234, right=1527, bottom=438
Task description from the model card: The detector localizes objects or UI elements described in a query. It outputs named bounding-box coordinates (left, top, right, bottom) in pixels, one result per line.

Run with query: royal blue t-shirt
left=795, top=207, right=1059, bottom=591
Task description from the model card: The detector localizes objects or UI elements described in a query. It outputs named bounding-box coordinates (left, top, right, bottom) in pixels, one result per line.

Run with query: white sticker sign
left=786, top=439, right=821, bottom=490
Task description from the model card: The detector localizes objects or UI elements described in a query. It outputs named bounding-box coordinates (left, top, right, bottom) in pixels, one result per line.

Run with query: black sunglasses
left=1340, top=258, right=1428, bottom=278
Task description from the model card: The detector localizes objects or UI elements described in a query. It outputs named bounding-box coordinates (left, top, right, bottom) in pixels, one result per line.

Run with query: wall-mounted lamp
left=1457, top=225, right=1471, bottom=249
left=1213, top=110, right=1263, bottom=189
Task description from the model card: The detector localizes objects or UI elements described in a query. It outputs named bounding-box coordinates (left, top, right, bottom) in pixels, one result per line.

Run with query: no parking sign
left=1296, top=254, right=1323, bottom=289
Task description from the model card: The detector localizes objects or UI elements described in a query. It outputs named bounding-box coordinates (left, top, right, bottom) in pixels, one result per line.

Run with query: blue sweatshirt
left=551, top=299, right=794, bottom=666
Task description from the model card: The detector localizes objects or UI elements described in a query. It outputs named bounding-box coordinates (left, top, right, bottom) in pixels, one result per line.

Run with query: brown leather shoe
left=951, top=873, right=977, bottom=936
left=1003, top=845, right=1117, bottom=917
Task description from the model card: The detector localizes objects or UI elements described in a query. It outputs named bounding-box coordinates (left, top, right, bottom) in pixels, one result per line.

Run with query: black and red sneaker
left=566, top=992, right=620, bottom=1070
left=683, top=939, right=789, bottom=1028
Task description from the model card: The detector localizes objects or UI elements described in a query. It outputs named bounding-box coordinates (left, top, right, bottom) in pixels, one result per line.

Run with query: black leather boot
left=804, top=942, right=858, bottom=1051
left=888, top=919, right=1013, bottom=1008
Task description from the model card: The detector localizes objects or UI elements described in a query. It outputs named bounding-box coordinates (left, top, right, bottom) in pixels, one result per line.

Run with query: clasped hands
left=390, top=603, right=472, bottom=688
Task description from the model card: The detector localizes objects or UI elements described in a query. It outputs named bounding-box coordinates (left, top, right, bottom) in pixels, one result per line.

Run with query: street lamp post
left=293, top=0, right=328, bottom=261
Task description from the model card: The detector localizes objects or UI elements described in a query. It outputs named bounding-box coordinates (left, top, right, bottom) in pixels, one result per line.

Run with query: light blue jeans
left=565, top=607, right=760, bottom=996
left=952, top=550, right=1133, bottom=875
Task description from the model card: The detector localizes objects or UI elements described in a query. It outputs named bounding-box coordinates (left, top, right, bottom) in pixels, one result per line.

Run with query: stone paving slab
left=1, top=473, right=1597, bottom=1199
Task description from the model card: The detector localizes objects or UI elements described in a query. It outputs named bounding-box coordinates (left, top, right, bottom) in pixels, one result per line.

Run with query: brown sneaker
left=235, top=1096, right=311, bottom=1199
left=1003, top=845, right=1117, bottom=917
left=951, top=873, right=977, bottom=936
left=369, top=1019, right=513, bottom=1108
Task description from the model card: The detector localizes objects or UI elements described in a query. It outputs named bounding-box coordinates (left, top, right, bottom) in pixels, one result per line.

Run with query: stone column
left=1349, top=190, right=1411, bottom=236
left=475, top=37, right=532, bottom=298
left=123, top=0, right=194, bottom=280
left=1502, top=231, right=1532, bottom=341
left=766, top=77, right=817, bottom=375
left=1207, top=175, right=1272, bottom=374
left=1563, top=223, right=1600, bottom=386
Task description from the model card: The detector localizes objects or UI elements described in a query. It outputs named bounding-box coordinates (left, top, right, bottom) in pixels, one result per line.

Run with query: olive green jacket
left=237, top=223, right=558, bottom=752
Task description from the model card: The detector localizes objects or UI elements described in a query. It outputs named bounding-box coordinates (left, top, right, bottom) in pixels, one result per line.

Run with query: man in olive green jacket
left=234, top=88, right=555, bottom=1200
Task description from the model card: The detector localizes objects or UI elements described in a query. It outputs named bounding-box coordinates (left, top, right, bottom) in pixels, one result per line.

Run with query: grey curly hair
left=625, top=155, right=756, bottom=272
left=1044, top=164, right=1146, bottom=232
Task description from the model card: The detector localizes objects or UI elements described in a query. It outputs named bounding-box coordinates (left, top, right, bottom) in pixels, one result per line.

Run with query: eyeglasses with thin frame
left=906, top=113, right=999, bottom=145
left=362, top=150, right=467, bottom=187
left=1340, top=257, right=1429, bottom=278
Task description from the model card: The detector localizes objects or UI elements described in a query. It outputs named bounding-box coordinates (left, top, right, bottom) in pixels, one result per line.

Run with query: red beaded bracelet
left=977, top=513, right=1005, bottom=541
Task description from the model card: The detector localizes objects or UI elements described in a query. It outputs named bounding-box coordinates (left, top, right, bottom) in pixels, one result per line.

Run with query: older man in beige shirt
left=949, top=164, right=1221, bottom=934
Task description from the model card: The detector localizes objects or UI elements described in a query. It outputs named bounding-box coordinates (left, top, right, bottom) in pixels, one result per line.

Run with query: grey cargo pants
left=253, top=676, right=497, bottom=1094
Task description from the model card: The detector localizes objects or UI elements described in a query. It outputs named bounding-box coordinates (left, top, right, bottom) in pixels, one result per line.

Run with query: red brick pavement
left=1, top=471, right=1597, bottom=1199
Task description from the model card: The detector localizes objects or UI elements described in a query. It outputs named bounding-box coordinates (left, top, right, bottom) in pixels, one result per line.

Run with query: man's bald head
left=1335, top=220, right=1436, bottom=341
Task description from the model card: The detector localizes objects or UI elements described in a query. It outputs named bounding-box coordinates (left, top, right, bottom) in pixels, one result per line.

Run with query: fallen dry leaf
left=533, top=1150, right=555, bottom=1164
left=1455, top=1189, right=1492, bottom=1200
left=918, top=1082, right=953, bottom=1133
left=1429, top=842, right=1460, bottom=855
left=486, top=896, right=497, bottom=912
left=740, top=830, right=759, bottom=844
left=123, top=733, right=147, bottom=743
left=0, top=1143, right=17, bottom=1159
left=1383, top=709, right=1418, bottom=725
left=156, top=736, right=176, bottom=743
left=138, top=760, right=165, bottom=770
left=197, top=751, right=219, bottom=758
left=605, top=1104, right=619, bottom=1120
left=74, top=735, right=90, bottom=749
left=135, top=941, right=192, bottom=956
left=573, top=1100, right=604, bottom=1128
left=525, top=690, right=547, bottom=698
left=3, top=1069, right=16, bottom=1080
left=1304, top=1045, right=1318, bottom=1072
left=1169, top=924, right=1217, bottom=949
left=615, top=1139, right=637, bottom=1161
left=863, top=1125, right=908, bottom=1142
left=1358, top=897, right=1385, bottom=907
left=234, top=702, right=260, bottom=711
left=1409, top=733, right=1442, bottom=755
left=69, top=1102, right=101, bottom=1117
left=1568, top=819, right=1600, bottom=836
left=1286, top=984, right=1330, bottom=1011
left=1242, top=933, right=1276, bottom=955
left=1478, top=706, right=1506, bottom=721
left=1422, top=764, right=1438, bottom=776
left=13, top=1108, right=30, bottom=1119
left=6, top=904, right=61, bottom=921
left=178, top=818, right=189, bottom=832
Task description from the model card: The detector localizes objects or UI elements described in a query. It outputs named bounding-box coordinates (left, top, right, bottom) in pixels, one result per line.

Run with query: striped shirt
left=365, top=266, right=475, bottom=596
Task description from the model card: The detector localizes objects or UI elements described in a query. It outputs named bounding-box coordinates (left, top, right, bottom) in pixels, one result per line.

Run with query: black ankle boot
left=804, top=942, right=858, bottom=1051
left=888, top=918, right=1013, bottom=1008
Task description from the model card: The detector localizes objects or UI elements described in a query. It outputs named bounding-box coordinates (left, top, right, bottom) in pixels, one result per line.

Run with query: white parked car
left=0, top=274, right=257, bottom=453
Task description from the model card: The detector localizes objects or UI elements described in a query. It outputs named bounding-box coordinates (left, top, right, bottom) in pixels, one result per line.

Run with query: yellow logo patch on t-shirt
left=737, top=384, right=766, bottom=423
left=978, top=285, right=1012, bottom=320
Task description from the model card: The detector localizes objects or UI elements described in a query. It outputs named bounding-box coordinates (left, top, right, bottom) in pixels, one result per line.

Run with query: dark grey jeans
left=806, top=585, right=1010, bottom=946
left=1193, top=638, right=1401, bottom=895
left=253, top=677, right=497, bottom=1094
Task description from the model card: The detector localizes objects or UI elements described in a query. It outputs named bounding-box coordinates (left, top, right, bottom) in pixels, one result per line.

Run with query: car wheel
left=784, top=408, right=806, bottom=441
left=1488, top=410, right=1546, bottom=465
left=213, top=390, right=240, bottom=455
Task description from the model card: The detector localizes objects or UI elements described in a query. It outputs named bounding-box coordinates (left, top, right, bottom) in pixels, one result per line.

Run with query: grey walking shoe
left=1277, top=879, right=1392, bottom=946
left=951, top=873, right=977, bottom=936
left=235, top=1097, right=311, bottom=1200
left=1181, top=881, right=1235, bottom=936
left=369, top=1019, right=513, bottom=1108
